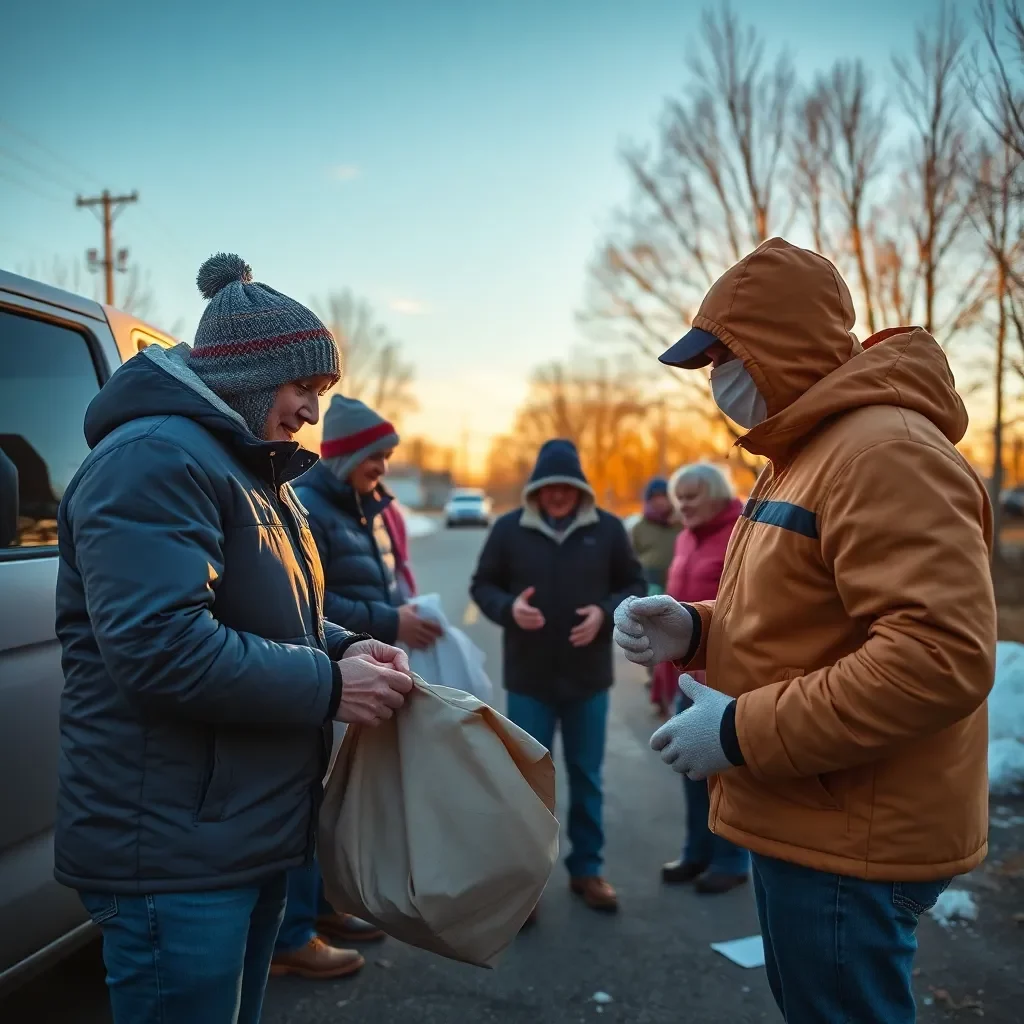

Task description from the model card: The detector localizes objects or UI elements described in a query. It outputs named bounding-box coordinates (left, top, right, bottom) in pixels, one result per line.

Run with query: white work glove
left=650, top=675, right=736, bottom=780
left=613, top=594, right=694, bottom=666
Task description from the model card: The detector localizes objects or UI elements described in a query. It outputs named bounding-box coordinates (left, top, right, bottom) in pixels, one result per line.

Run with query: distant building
left=387, top=466, right=425, bottom=509
left=385, top=465, right=454, bottom=510
left=422, top=470, right=454, bottom=510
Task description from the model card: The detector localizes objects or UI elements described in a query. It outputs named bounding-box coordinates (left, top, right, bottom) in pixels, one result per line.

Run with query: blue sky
left=1, top=0, right=939, bottom=465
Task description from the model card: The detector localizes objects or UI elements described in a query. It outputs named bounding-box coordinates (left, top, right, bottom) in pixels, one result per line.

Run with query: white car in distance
left=444, top=489, right=492, bottom=528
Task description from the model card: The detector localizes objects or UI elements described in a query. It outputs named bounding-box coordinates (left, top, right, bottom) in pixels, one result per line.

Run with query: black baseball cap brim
left=658, top=326, right=718, bottom=369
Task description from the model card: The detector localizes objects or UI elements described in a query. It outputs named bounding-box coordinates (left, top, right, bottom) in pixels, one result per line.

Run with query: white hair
left=668, top=462, right=735, bottom=510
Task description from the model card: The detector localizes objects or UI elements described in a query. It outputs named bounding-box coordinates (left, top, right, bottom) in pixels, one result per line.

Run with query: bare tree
left=970, top=133, right=1024, bottom=555
left=970, top=0, right=1024, bottom=163
left=17, top=255, right=96, bottom=298
left=583, top=5, right=792, bottom=461
left=791, top=89, right=831, bottom=255
left=486, top=355, right=732, bottom=510
left=315, top=290, right=418, bottom=425
left=118, top=265, right=156, bottom=320
left=806, top=61, right=889, bottom=333
left=890, top=2, right=977, bottom=337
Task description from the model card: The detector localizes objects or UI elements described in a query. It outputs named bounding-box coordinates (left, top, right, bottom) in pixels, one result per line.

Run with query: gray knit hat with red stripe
left=321, top=395, right=399, bottom=482
left=187, top=253, right=341, bottom=437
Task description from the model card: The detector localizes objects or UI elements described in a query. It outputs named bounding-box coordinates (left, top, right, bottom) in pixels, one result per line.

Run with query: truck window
left=0, top=308, right=102, bottom=550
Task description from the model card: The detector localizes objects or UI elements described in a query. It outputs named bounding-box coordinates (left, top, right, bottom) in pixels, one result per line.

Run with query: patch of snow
left=403, top=511, right=439, bottom=539
left=928, top=889, right=978, bottom=928
left=990, top=808, right=1024, bottom=829
left=990, top=642, right=1024, bottom=796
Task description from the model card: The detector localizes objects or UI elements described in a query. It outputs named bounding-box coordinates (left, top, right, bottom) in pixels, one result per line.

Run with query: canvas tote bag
left=318, top=676, right=558, bottom=967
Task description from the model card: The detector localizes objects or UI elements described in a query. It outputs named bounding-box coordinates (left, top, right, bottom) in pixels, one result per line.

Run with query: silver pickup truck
left=0, top=269, right=176, bottom=992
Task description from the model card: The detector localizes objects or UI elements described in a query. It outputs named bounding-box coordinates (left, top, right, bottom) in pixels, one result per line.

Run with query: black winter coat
left=294, top=462, right=402, bottom=643
left=470, top=503, right=645, bottom=702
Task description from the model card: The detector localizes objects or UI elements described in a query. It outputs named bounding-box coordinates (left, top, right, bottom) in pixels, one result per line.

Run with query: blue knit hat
left=187, top=253, right=341, bottom=437
left=523, top=439, right=594, bottom=498
left=645, top=476, right=668, bottom=500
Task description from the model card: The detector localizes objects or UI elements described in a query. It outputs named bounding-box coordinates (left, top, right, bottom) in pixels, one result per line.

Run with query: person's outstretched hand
left=569, top=605, right=604, bottom=647
left=650, top=674, right=736, bottom=780
left=335, top=639, right=414, bottom=726
left=397, top=605, right=444, bottom=650
left=512, top=587, right=546, bottom=631
left=613, top=595, right=693, bottom=665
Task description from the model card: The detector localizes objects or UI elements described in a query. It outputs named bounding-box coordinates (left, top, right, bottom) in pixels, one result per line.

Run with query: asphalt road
left=0, top=521, right=772, bottom=1023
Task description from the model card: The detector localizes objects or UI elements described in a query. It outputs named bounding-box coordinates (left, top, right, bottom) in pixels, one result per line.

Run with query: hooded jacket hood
left=84, top=344, right=318, bottom=484
left=691, top=238, right=969, bottom=461
left=519, top=439, right=598, bottom=543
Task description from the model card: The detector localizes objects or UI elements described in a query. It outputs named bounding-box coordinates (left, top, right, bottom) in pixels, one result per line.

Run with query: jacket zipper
left=270, top=458, right=329, bottom=863
left=270, top=458, right=326, bottom=651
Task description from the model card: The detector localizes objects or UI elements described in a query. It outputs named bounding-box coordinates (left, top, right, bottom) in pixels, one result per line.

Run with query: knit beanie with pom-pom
left=187, top=252, right=341, bottom=437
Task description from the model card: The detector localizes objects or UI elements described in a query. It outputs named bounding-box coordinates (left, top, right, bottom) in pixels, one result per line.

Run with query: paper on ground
left=710, top=935, right=765, bottom=968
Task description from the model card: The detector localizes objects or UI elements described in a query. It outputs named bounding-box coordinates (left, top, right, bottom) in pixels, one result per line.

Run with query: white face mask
left=710, top=359, right=768, bottom=429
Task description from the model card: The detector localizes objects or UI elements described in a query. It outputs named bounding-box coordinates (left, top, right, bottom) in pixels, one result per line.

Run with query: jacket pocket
left=194, top=731, right=232, bottom=823
left=774, top=668, right=842, bottom=811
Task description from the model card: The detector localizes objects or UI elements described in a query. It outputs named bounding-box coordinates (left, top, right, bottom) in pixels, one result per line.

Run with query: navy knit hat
left=645, top=476, right=668, bottom=500
left=187, top=253, right=341, bottom=437
left=523, top=439, right=594, bottom=498
left=320, top=395, right=400, bottom=483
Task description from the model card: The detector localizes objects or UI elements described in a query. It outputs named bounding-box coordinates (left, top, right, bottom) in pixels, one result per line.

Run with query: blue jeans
left=751, top=854, right=951, bottom=1023
left=682, top=775, right=750, bottom=875
left=505, top=690, right=608, bottom=878
left=79, top=875, right=286, bottom=1024
left=276, top=855, right=334, bottom=953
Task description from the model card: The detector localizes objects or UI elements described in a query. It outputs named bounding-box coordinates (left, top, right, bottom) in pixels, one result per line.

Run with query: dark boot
left=661, top=859, right=709, bottom=884
left=694, top=871, right=748, bottom=895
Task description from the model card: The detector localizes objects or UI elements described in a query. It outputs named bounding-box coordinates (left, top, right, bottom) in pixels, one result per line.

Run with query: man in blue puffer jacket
left=55, top=254, right=413, bottom=1024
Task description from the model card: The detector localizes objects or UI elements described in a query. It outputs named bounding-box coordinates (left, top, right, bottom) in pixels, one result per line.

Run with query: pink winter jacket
left=651, top=498, right=743, bottom=711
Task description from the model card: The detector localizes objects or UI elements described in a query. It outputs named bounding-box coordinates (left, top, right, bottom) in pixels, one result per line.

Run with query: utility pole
left=76, top=189, right=138, bottom=305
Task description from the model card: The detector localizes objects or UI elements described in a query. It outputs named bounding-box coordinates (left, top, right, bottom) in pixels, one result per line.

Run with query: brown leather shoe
left=316, top=912, right=386, bottom=943
left=570, top=876, right=619, bottom=913
left=694, top=871, right=748, bottom=895
left=270, top=937, right=365, bottom=979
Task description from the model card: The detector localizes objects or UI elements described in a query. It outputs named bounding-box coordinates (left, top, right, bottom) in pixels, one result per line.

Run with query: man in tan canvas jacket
left=614, top=237, right=996, bottom=1024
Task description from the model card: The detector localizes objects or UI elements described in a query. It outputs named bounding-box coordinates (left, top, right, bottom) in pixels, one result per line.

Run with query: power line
left=76, top=190, right=139, bottom=305
left=0, top=118, right=103, bottom=189
left=0, top=166, right=67, bottom=206
left=0, top=143, right=79, bottom=194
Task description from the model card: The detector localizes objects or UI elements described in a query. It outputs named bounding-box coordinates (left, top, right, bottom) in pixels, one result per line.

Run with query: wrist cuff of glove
left=719, top=700, right=745, bottom=767
left=680, top=604, right=702, bottom=664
